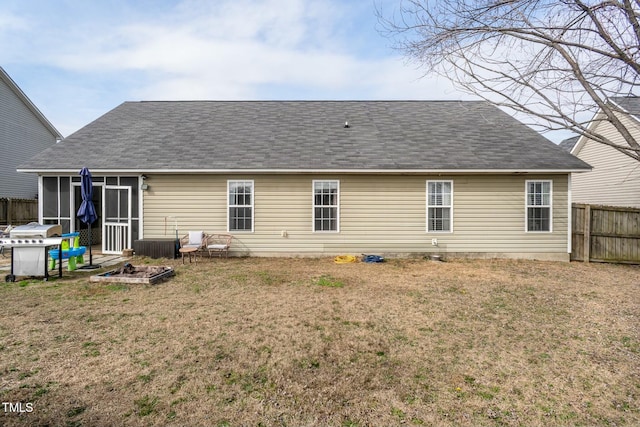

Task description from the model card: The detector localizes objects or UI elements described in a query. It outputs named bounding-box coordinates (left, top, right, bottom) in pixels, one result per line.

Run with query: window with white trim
left=526, top=180, right=552, bottom=232
left=427, top=180, right=453, bottom=232
left=313, top=180, right=339, bottom=232
left=228, top=180, right=253, bottom=232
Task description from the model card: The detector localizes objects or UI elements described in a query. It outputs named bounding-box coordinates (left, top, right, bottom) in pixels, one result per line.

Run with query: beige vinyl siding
left=142, top=173, right=569, bottom=260
left=572, top=112, right=640, bottom=208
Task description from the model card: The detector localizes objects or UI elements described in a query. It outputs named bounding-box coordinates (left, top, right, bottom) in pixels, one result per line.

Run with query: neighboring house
left=558, top=136, right=579, bottom=153
left=568, top=97, right=640, bottom=208
left=0, top=67, right=62, bottom=199
left=18, top=100, right=590, bottom=260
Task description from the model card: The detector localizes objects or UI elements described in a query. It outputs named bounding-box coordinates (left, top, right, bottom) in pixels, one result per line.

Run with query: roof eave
left=609, top=98, right=640, bottom=125
left=18, top=168, right=592, bottom=174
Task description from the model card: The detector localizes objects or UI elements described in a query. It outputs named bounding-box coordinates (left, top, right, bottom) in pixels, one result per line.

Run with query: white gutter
left=18, top=168, right=592, bottom=174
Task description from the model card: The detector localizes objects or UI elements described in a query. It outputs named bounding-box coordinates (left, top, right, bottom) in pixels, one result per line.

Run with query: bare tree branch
left=378, top=0, right=640, bottom=162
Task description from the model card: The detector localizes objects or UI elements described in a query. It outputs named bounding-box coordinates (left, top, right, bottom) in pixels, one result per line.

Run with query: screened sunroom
left=40, top=175, right=142, bottom=254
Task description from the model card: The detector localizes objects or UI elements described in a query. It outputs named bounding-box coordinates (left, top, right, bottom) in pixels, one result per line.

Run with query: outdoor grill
left=1, top=223, right=63, bottom=282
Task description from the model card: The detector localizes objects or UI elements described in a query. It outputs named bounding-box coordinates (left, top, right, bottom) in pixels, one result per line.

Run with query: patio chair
left=179, top=231, right=205, bottom=264
left=206, top=233, right=232, bottom=258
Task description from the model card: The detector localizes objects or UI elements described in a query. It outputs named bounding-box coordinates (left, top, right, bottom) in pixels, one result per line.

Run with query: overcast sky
left=1, top=0, right=587, bottom=153
left=1, top=0, right=579, bottom=143
left=0, top=0, right=474, bottom=137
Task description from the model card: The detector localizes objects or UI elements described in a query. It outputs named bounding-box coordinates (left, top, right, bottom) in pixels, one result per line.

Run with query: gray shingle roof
left=559, top=136, right=579, bottom=152
left=612, top=96, right=640, bottom=119
left=19, top=100, right=590, bottom=172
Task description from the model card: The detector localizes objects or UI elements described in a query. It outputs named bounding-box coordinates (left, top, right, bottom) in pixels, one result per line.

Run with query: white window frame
left=227, top=180, right=254, bottom=233
left=525, top=180, right=553, bottom=233
left=313, top=180, right=340, bottom=233
left=426, top=180, right=453, bottom=233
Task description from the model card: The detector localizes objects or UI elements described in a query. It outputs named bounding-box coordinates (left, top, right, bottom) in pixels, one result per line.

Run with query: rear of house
left=18, top=101, right=590, bottom=261
left=143, top=173, right=570, bottom=260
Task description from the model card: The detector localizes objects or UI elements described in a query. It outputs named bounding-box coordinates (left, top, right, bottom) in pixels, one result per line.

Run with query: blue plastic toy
left=49, top=232, right=87, bottom=271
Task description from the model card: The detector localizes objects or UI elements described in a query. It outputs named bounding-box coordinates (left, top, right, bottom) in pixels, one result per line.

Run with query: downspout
left=37, top=175, right=43, bottom=224
left=567, top=174, right=572, bottom=256
left=139, top=175, right=145, bottom=240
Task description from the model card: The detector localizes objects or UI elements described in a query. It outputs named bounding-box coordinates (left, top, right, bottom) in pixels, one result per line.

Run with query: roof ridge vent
left=344, top=120, right=350, bottom=128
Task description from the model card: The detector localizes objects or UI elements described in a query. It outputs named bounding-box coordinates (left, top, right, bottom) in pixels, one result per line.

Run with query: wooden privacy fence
left=572, top=203, right=640, bottom=264
left=0, top=198, right=38, bottom=226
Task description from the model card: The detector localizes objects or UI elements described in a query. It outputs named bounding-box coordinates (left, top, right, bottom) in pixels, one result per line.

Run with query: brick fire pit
left=90, top=264, right=174, bottom=285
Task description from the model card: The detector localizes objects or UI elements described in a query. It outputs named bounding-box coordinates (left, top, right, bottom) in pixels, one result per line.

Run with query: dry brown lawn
left=0, top=256, right=639, bottom=426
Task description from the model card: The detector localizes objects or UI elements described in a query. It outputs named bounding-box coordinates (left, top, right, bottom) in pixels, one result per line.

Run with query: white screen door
left=102, top=185, right=132, bottom=254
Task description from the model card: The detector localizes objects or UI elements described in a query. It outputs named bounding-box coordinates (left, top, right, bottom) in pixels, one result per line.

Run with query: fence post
left=7, top=198, right=12, bottom=225
left=583, top=204, right=591, bottom=263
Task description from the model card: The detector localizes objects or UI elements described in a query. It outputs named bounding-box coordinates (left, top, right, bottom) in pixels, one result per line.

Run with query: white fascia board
left=609, top=99, right=640, bottom=126
left=571, top=98, right=640, bottom=156
left=570, top=109, right=605, bottom=156
left=18, top=168, right=590, bottom=175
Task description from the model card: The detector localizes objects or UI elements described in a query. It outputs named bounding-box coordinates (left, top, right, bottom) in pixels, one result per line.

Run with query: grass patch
left=256, top=270, right=281, bottom=285
left=138, top=371, right=154, bottom=384
left=105, top=283, right=129, bottom=292
left=0, top=257, right=638, bottom=426
left=133, top=395, right=159, bottom=417
left=82, top=341, right=100, bottom=357
left=66, top=406, right=86, bottom=417
left=314, top=274, right=345, bottom=288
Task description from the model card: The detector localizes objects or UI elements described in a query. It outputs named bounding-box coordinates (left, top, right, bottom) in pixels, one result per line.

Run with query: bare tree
left=378, top=0, right=640, bottom=161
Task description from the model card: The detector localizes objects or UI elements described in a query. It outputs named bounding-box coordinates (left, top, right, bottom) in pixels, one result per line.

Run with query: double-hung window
left=526, top=180, right=552, bottom=232
left=313, top=180, right=339, bottom=232
left=427, top=180, right=453, bottom=232
left=228, top=180, right=254, bottom=232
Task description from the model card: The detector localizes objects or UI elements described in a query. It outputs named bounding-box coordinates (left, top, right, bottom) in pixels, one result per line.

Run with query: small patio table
left=179, top=247, right=199, bottom=264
